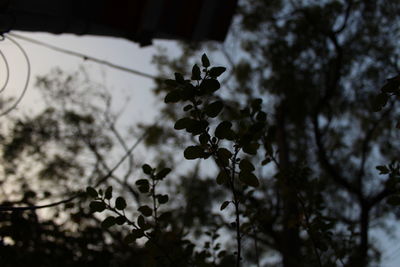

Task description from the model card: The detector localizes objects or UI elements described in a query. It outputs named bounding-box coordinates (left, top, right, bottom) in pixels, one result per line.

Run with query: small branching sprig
left=198, top=229, right=226, bottom=265
left=164, top=54, right=269, bottom=266
left=372, top=75, right=400, bottom=112
left=375, top=162, right=400, bottom=206
left=136, top=163, right=171, bottom=233
left=86, top=163, right=173, bottom=264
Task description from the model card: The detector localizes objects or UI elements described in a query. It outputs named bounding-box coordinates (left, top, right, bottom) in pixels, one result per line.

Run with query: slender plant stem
left=104, top=201, right=174, bottom=264
left=230, top=147, right=242, bottom=267
left=151, top=178, right=159, bottom=230
left=253, top=225, right=261, bottom=267
left=191, top=94, right=242, bottom=266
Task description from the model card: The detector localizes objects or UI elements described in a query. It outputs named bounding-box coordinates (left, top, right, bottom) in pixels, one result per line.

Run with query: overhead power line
left=0, top=194, right=78, bottom=211
left=8, top=32, right=161, bottom=80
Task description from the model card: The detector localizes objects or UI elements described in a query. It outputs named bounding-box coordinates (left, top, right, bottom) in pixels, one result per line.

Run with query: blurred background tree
left=147, top=0, right=400, bottom=266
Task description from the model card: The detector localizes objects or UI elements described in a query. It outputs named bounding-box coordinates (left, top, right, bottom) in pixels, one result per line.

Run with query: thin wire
left=8, top=32, right=161, bottom=80
left=0, top=35, right=30, bottom=117
left=0, top=194, right=78, bottom=211
left=0, top=48, right=10, bottom=94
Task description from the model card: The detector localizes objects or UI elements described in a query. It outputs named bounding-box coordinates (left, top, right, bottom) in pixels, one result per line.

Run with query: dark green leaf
left=381, top=80, right=400, bottom=93
left=192, top=64, right=201, bottom=80
left=184, top=146, right=204, bottom=160
left=157, top=194, right=169, bottom=204
left=209, top=67, right=226, bottom=77
left=262, top=158, right=271, bottom=165
left=90, top=201, right=106, bottom=213
left=371, top=93, right=389, bottom=112
left=115, top=196, right=127, bottom=210
left=181, top=84, right=197, bottom=100
left=185, top=120, right=208, bottom=136
left=138, top=215, right=146, bottom=228
left=104, top=186, right=112, bottom=200
left=376, top=165, right=390, bottom=175
left=217, top=148, right=232, bottom=166
left=135, top=179, right=149, bottom=186
left=138, top=184, right=150, bottom=193
left=225, top=130, right=235, bottom=141
left=132, top=229, right=145, bottom=238
left=239, top=171, right=260, bottom=187
left=215, top=121, right=233, bottom=139
left=264, top=141, right=273, bottom=156
left=124, top=229, right=145, bottom=244
left=164, top=90, right=181, bottom=103
left=220, top=201, right=230, bottom=211
left=216, top=171, right=229, bottom=185
left=124, top=233, right=137, bottom=244
left=183, top=104, right=193, bottom=111
left=101, top=216, right=116, bottom=229
left=205, top=101, right=223, bottom=118
left=165, top=79, right=178, bottom=87
left=138, top=215, right=151, bottom=230
left=199, top=133, right=209, bottom=145
left=174, top=118, right=191, bottom=130
left=142, top=164, right=152, bottom=175
left=156, top=168, right=171, bottom=180
left=199, top=79, right=220, bottom=94
left=201, top=54, right=210, bottom=67
left=243, top=143, right=259, bottom=155
left=239, top=159, right=255, bottom=172
left=189, top=109, right=201, bottom=118
left=138, top=205, right=153, bottom=217
left=86, top=186, right=98, bottom=198
left=115, top=216, right=126, bottom=225
left=174, top=72, right=184, bottom=83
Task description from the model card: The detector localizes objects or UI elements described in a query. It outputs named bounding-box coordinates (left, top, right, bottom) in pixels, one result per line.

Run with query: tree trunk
left=359, top=202, right=370, bottom=267
left=276, top=102, right=302, bottom=267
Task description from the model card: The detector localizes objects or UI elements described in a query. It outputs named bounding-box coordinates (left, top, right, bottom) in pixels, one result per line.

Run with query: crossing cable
left=0, top=34, right=30, bottom=117
left=8, top=32, right=161, bottom=80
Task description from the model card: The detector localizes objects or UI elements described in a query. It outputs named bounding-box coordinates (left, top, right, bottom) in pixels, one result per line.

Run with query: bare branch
left=312, top=115, right=361, bottom=198
left=357, top=105, right=393, bottom=184
left=333, top=0, right=354, bottom=34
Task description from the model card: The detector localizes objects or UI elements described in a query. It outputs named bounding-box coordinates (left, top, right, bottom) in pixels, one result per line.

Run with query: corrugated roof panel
left=0, top=0, right=238, bottom=45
